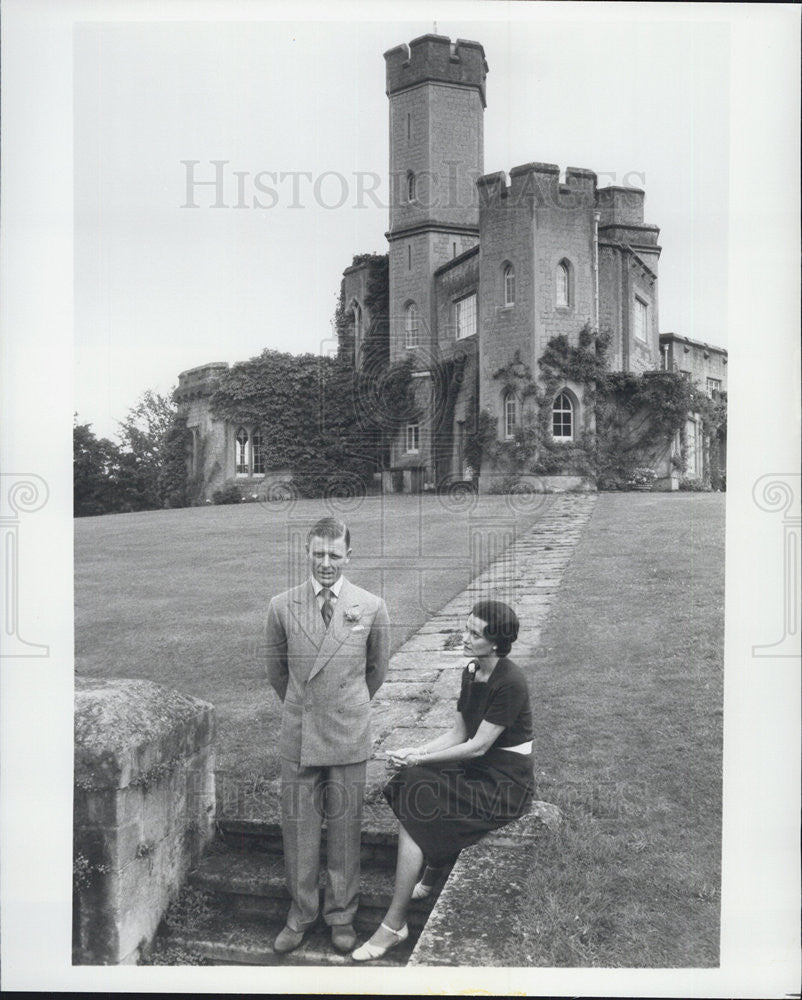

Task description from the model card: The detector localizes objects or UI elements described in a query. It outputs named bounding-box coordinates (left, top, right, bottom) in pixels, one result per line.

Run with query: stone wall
left=73, top=678, right=215, bottom=965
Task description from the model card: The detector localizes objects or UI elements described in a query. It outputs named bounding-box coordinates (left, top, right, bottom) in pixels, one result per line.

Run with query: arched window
left=503, top=264, right=515, bottom=306
left=552, top=392, right=574, bottom=441
left=504, top=393, right=517, bottom=439
left=252, top=428, right=265, bottom=476
left=405, top=302, right=419, bottom=349
left=235, top=427, right=249, bottom=475
left=407, top=171, right=416, bottom=202
left=556, top=260, right=571, bottom=308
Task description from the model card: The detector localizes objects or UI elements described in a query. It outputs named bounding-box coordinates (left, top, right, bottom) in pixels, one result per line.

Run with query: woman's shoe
left=351, top=921, right=409, bottom=962
left=411, top=865, right=444, bottom=899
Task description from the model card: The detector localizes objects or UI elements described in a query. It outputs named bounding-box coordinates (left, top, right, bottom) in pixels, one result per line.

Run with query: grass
left=74, top=493, right=555, bottom=778
left=512, top=493, right=724, bottom=967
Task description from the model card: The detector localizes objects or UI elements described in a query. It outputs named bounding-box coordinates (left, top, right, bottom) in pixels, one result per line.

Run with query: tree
left=73, top=419, right=124, bottom=516
left=115, top=389, right=179, bottom=510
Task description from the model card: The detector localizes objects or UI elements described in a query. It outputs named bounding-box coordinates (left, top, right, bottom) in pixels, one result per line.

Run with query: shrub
left=212, top=483, right=242, bottom=505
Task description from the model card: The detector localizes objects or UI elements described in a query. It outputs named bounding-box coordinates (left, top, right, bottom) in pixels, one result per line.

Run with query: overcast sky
left=74, top=13, right=730, bottom=440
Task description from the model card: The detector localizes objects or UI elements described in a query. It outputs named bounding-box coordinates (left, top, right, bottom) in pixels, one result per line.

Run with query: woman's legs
left=363, top=823, right=423, bottom=947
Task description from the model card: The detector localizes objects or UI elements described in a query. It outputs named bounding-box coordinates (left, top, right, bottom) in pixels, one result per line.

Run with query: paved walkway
left=367, top=493, right=598, bottom=794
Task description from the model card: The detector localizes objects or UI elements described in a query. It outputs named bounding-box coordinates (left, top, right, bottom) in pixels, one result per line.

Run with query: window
left=455, top=293, right=477, bottom=339
left=407, top=113, right=411, bottom=141
left=235, top=425, right=265, bottom=476
left=504, top=394, right=517, bottom=439
left=706, top=377, right=722, bottom=398
left=353, top=301, right=362, bottom=343
left=407, top=171, right=416, bottom=202
left=235, top=427, right=249, bottom=475
left=408, top=245, right=412, bottom=270
left=552, top=392, right=574, bottom=441
left=404, top=302, right=420, bottom=348
left=556, top=260, right=570, bottom=307
left=252, top=428, right=265, bottom=475
left=634, top=296, right=648, bottom=341
left=406, top=423, right=420, bottom=453
left=503, top=264, right=515, bottom=306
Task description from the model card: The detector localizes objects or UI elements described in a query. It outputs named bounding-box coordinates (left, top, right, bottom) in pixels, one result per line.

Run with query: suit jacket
left=265, top=576, right=390, bottom=766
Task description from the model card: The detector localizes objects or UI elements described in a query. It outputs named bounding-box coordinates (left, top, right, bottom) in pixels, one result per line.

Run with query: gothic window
left=406, top=423, right=420, bottom=453
left=552, top=392, right=574, bottom=441
left=252, top=428, right=265, bottom=476
left=634, top=296, right=648, bottom=341
left=456, top=293, right=477, bottom=339
left=405, top=302, right=420, bottom=349
left=235, top=427, right=249, bottom=475
left=556, top=260, right=571, bottom=308
left=503, top=264, right=515, bottom=306
left=407, top=171, right=416, bottom=202
left=504, top=393, right=517, bottom=439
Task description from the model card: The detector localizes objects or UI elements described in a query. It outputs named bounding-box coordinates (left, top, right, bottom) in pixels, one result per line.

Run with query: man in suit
left=265, top=516, right=390, bottom=954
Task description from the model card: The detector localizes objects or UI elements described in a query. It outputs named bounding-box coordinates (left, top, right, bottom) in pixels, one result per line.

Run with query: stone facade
left=177, top=32, right=727, bottom=500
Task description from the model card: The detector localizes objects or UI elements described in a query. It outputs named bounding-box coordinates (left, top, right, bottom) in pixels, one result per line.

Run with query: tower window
left=407, top=171, right=416, bottom=202
left=634, top=296, right=648, bottom=341
left=406, top=423, right=420, bottom=453
left=504, top=394, right=517, bottom=439
left=552, top=392, right=574, bottom=441
left=455, top=293, right=477, bottom=340
left=408, top=245, right=411, bottom=270
left=556, top=260, right=571, bottom=308
left=407, top=113, right=411, bottom=141
left=352, top=301, right=362, bottom=356
left=405, top=302, right=420, bottom=349
left=503, top=264, right=515, bottom=306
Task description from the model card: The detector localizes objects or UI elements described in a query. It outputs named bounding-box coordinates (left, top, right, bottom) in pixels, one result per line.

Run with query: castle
left=177, top=34, right=727, bottom=498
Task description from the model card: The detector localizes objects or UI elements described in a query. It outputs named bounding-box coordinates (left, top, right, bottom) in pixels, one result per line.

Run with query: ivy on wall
left=465, top=322, right=727, bottom=489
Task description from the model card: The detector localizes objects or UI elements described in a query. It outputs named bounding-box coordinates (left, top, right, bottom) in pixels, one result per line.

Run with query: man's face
left=307, top=533, right=351, bottom=587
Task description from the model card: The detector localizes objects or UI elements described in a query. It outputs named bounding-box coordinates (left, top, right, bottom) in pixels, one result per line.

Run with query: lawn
left=512, top=492, right=725, bottom=967
left=74, top=493, right=556, bottom=778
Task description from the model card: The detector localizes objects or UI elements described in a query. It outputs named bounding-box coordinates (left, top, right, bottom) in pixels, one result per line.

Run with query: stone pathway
left=368, top=493, right=598, bottom=790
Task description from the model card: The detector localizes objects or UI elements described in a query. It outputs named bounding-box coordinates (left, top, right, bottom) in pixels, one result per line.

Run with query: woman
left=352, top=599, right=534, bottom=961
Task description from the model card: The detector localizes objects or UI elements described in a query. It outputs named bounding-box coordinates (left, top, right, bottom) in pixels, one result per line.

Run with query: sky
left=74, top=13, right=730, bottom=440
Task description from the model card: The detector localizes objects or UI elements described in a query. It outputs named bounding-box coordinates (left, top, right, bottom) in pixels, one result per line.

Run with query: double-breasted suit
left=265, top=576, right=390, bottom=929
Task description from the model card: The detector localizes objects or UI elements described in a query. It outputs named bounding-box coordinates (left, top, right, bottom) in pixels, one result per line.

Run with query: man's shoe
left=273, top=924, right=307, bottom=954
left=331, top=923, right=357, bottom=953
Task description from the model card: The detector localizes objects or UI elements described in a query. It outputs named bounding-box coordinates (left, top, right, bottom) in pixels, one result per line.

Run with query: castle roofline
left=385, top=34, right=488, bottom=107
left=598, top=183, right=646, bottom=196
left=660, top=332, right=728, bottom=355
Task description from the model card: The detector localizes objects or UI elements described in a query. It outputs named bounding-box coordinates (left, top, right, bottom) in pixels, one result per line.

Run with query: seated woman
left=352, top=599, right=534, bottom=961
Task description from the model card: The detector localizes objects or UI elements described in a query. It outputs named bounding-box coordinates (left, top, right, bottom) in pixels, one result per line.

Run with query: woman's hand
left=385, top=747, right=420, bottom=770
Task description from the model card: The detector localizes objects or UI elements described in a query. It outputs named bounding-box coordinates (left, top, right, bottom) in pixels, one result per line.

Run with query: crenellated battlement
left=477, top=162, right=598, bottom=208
left=596, top=185, right=645, bottom=225
left=384, top=34, right=488, bottom=107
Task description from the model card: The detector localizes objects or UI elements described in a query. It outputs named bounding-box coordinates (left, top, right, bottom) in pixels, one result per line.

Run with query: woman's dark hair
left=470, top=599, right=519, bottom=657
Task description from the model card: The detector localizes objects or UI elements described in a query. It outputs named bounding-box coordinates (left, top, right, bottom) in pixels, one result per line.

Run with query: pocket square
left=350, top=625, right=366, bottom=632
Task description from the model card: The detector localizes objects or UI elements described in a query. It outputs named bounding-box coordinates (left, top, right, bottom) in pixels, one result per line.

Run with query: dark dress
left=383, top=657, right=535, bottom=867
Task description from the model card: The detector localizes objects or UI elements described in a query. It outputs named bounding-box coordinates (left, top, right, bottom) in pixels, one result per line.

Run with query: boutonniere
left=344, top=606, right=362, bottom=624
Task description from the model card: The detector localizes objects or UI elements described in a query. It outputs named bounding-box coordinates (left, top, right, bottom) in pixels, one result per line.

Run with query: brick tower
left=384, top=35, right=488, bottom=362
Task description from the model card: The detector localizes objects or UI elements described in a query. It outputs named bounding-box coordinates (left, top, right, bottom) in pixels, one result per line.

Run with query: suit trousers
left=280, top=757, right=366, bottom=929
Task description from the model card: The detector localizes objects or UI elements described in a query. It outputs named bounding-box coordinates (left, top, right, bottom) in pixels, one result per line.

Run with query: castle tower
left=384, top=35, right=487, bottom=362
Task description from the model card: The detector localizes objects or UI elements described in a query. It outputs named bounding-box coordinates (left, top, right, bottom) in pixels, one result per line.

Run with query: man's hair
left=470, top=599, right=519, bottom=657
left=306, top=517, right=350, bottom=549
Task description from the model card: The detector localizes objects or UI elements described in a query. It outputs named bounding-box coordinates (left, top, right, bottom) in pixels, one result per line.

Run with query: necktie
left=321, top=588, right=333, bottom=627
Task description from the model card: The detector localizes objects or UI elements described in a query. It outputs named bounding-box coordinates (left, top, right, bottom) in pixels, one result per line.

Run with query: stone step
left=187, top=840, right=435, bottom=929
left=157, top=903, right=416, bottom=967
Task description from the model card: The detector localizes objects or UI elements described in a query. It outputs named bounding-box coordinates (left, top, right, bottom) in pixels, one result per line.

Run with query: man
left=265, top=516, right=390, bottom=954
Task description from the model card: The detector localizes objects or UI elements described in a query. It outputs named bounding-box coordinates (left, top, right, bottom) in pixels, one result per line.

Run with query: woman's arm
left=390, top=719, right=504, bottom=769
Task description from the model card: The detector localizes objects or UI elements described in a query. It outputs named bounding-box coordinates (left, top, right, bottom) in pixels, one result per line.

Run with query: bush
left=212, top=483, right=242, bottom=505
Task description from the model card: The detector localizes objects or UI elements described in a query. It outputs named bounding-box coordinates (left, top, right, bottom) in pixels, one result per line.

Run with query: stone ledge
left=75, top=678, right=215, bottom=790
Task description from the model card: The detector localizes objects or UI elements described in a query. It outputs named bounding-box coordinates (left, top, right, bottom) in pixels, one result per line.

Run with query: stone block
left=73, top=678, right=215, bottom=965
